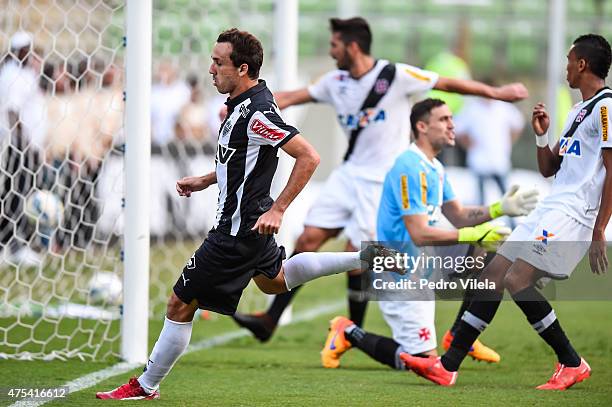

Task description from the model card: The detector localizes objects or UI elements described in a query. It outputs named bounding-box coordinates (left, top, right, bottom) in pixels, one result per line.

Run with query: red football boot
left=96, top=377, right=160, bottom=400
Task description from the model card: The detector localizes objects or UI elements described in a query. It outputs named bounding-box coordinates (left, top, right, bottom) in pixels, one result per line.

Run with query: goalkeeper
left=321, top=98, right=538, bottom=370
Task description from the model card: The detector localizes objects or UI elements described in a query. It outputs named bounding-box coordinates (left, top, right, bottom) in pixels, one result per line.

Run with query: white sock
left=283, top=251, right=362, bottom=290
left=138, top=317, right=192, bottom=393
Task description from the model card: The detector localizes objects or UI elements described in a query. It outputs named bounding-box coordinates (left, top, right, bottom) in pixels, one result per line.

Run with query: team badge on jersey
left=559, top=138, right=581, bottom=157
left=418, top=327, right=431, bottom=341
left=374, top=78, right=389, bottom=94
left=575, top=108, right=588, bottom=123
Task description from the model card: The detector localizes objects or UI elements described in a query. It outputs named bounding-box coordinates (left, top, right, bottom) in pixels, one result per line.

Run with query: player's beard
left=336, top=50, right=352, bottom=71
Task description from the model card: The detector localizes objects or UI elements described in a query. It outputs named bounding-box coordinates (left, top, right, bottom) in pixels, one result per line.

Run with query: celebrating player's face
left=424, top=105, right=455, bottom=150
left=209, top=42, right=240, bottom=94
left=329, top=32, right=351, bottom=70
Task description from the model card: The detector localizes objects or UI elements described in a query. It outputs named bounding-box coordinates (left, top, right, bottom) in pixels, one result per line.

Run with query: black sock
left=347, top=273, right=369, bottom=327
left=511, top=286, right=581, bottom=367
left=450, top=288, right=475, bottom=334
left=266, top=286, right=301, bottom=323
left=441, top=289, right=503, bottom=372
left=345, top=325, right=401, bottom=369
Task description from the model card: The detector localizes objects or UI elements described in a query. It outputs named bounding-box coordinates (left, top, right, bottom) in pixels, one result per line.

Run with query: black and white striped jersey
left=214, top=80, right=299, bottom=237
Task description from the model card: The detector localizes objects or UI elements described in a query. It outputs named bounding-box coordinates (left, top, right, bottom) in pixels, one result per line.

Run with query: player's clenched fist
left=252, top=207, right=284, bottom=235
left=176, top=174, right=216, bottom=197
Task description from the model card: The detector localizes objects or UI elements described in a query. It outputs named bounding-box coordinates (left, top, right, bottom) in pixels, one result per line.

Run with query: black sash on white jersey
left=562, top=87, right=611, bottom=139
left=344, top=63, right=397, bottom=161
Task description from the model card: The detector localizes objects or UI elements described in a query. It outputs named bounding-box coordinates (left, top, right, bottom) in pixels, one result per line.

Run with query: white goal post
left=122, top=0, right=152, bottom=365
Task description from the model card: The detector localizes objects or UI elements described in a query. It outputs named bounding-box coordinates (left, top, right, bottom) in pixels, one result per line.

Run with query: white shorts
left=303, top=166, right=382, bottom=248
left=375, top=245, right=473, bottom=355
left=377, top=300, right=436, bottom=355
left=497, top=207, right=591, bottom=280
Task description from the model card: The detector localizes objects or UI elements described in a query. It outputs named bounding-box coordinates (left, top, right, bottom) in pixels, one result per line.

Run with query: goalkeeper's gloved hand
left=458, top=222, right=512, bottom=252
left=489, top=184, right=539, bottom=218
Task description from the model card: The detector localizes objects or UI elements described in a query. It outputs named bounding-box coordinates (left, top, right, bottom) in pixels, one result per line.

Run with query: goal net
left=0, top=0, right=280, bottom=361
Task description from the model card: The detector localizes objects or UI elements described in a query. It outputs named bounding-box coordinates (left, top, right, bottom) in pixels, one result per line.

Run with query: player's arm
left=402, top=214, right=459, bottom=246
left=532, top=102, right=562, bottom=177
left=589, top=148, right=612, bottom=275
left=442, top=184, right=538, bottom=228
left=176, top=171, right=217, bottom=197
left=252, top=135, right=320, bottom=234
left=273, top=88, right=314, bottom=109
left=434, top=77, right=528, bottom=102
left=442, top=200, right=491, bottom=228
left=402, top=213, right=509, bottom=251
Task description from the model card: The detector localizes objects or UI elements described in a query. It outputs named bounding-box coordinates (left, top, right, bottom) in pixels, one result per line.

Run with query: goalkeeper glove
left=489, top=184, right=539, bottom=218
left=458, top=222, right=512, bottom=252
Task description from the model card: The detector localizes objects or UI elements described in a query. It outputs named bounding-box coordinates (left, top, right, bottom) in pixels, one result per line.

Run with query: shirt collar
left=409, top=143, right=442, bottom=171
left=225, top=79, right=267, bottom=108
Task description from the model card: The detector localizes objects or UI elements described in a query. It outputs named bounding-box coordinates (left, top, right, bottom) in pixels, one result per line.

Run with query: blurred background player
left=233, top=16, right=528, bottom=342
left=321, top=98, right=537, bottom=370
left=402, top=34, right=612, bottom=391
left=454, top=78, right=525, bottom=209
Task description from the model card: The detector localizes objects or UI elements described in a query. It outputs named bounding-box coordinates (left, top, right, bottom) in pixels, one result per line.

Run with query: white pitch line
left=9, top=300, right=344, bottom=407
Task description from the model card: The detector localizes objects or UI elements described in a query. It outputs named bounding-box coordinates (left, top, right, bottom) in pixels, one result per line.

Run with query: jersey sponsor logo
left=216, top=143, right=236, bottom=165
left=419, top=171, right=428, bottom=204
left=601, top=105, right=609, bottom=141
left=535, top=229, right=555, bottom=244
left=559, top=138, right=581, bottom=157
left=575, top=108, right=588, bottom=123
left=338, top=108, right=386, bottom=130
left=400, top=174, right=410, bottom=209
left=250, top=118, right=286, bottom=141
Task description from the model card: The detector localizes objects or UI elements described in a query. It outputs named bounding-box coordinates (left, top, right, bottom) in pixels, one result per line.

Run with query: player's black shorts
left=173, top=228, right=286, bottom=315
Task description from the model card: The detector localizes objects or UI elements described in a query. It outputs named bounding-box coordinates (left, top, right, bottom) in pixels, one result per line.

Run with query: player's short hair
left=572, top=34, right=611, bottom=80
left=217, top=28, right=263, bottom=79
left=410, top=98, right=447, bottom=139
left=329, top=17, right=372, bottom=55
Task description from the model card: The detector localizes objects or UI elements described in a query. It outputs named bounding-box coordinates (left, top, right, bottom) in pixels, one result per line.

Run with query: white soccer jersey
left=538, top=87, right=612, bottom=228
left=308, top=60, right=439, bottom=181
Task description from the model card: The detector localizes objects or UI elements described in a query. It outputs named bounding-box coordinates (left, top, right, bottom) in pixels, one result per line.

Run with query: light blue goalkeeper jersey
left=376, top=143, right=455, bottom=247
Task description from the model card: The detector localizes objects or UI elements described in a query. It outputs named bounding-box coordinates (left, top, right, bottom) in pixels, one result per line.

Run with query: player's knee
left=480, top=258, right=509, bottom=293
left=166, top=293, right=196, bottom=322
left=295, top=232, right=322, bottom=252
left=503, top=269, right=528, bottom=294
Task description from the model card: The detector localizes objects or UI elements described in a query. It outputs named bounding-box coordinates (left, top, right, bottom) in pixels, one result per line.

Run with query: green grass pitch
left=2, top=270, right=612, bottom=406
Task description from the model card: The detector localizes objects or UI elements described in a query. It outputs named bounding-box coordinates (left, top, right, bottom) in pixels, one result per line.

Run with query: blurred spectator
left=151, top=61, right=190, bottom=147
left=0, top=31, right=47, bottom=266
left=175, top=73, right=211, bottom=147
left=454, top=81, right=525, bottom=206
left=45, top=58, right=123, bottom=250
